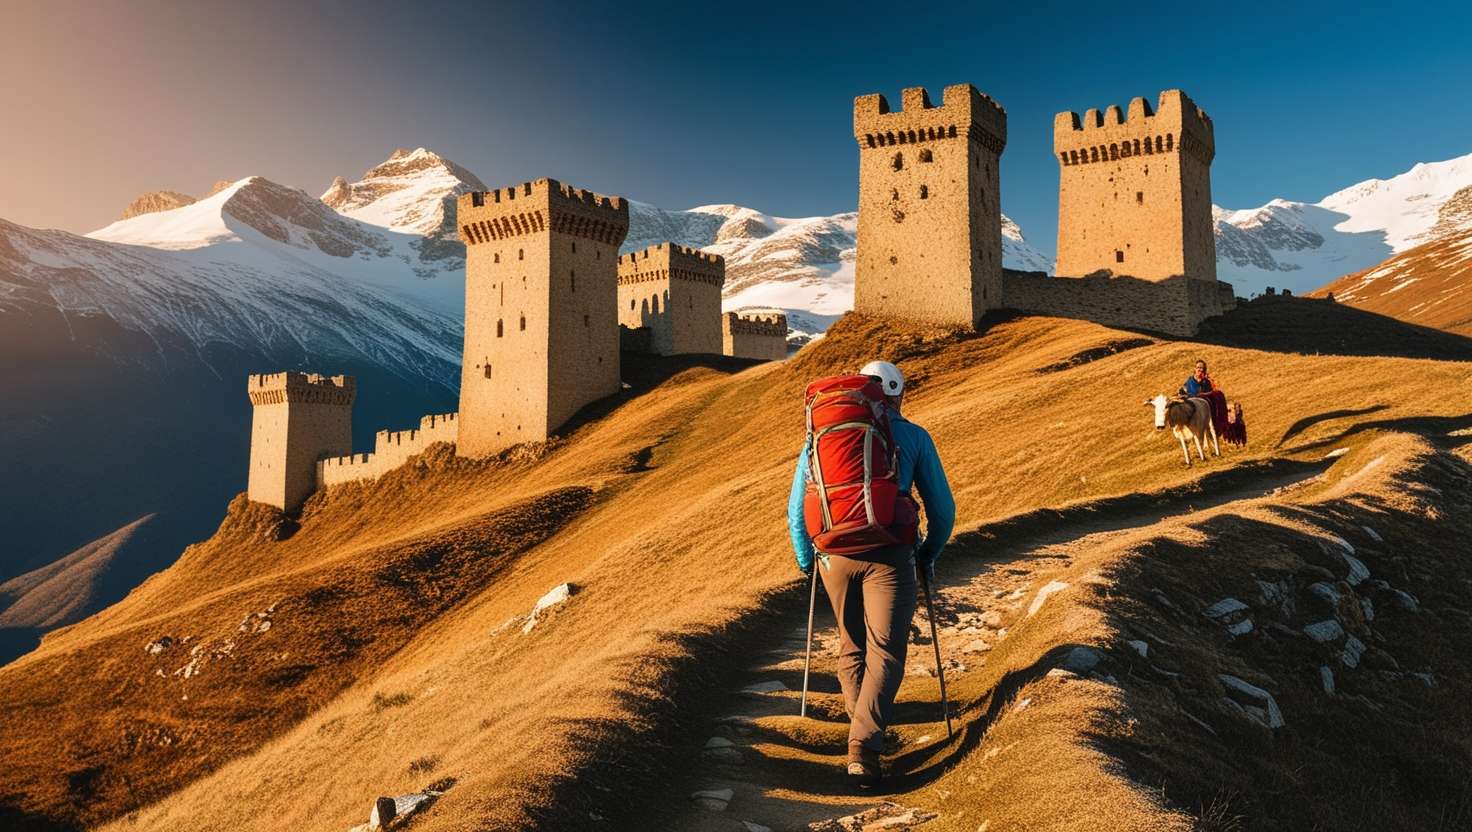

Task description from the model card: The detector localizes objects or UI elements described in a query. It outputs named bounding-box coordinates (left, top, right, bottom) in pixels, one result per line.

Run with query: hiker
left=787, top=360, right=955, bottom=787
left=1178, top=359, right=1217, bottom=398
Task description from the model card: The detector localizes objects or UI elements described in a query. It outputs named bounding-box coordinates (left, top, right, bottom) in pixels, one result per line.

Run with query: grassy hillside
left=1311, top=226, right=1472, bottom=337
left=3, top=310, right=1471, bottom=831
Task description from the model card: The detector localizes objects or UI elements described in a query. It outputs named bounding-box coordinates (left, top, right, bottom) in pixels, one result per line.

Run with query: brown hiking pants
left=817, top=544, right=917, bottom=758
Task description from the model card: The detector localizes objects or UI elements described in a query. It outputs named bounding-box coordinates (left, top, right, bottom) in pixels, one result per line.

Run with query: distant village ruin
left=247, top=83, right=1230, bottom=512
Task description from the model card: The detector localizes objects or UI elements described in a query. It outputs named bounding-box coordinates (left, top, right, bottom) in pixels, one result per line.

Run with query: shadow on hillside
left=1074, top=446, right=1472, bottom=831
left=1276, top=404, right=1391, bottom=447
left=1279, top=411, right=1472, bottom=455
left=1196, top=296, right=1472, bottom=361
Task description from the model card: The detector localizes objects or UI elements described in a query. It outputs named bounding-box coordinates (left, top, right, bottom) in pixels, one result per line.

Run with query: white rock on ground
left=1202, top=598, right=1249, bottom=619
left=1046, top=668, right=1078, bottom=680
left=808, top=801, right=940, bottom=831
left=1027, top=581, right=1069, bottom=617
left=1303, top=620, right=1345, bottom=643
left=1320, top=666, right=1336, bottom=695
left=1227, top=619, right=1254, bottom=637
left=1307, top=582, right=1342, bottom=607
left=1386, top=588, right=1420, bottom=612
left=1218, top=674, right=1285, bottom=729
left=1324, top=448, right=1350, bottom=459
left=1361, top=525, right=1384, bottom=543
left=522, top=583, right=578, bottom=634
left=1342, top=635, right=1367, bottom=668
left=1127, top=640, right=1149, bottom=658
left=691, top=788, right=734, bottom=812
left=704, top=736, right=734, bottom=749
left=741, top=680, right=787, bottom=694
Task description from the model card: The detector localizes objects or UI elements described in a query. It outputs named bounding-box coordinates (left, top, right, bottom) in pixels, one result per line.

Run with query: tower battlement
left=617, top=242, right=724, bottom=286
left=246, top=372, right=356, bottom=406
left=723, top=310, right=787, bottom=337
left=854, top=84, right=1007, bottom=154
left=458, top=178, right=629, bottom=247
left=721, top=311, right=787, bottom=361
left=1053, top=90, right=1214, bottom=165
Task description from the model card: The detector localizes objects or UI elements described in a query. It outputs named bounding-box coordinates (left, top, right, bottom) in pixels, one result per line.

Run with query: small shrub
left=371, top=691, right=412, bottom=713
left=408, top=755, right=440, bottom=775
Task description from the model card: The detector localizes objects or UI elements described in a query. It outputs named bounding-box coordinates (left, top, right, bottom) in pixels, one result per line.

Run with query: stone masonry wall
left=318, top=412, right=458, bottom=487
left=1002, top=270, right=1235, bottom=338
left=456, top=178, right=629, bottom=457
left=853, top=83, right=1007, bottom=328
left=1054, top=90, right=1216, bottom=283
left=618, top=242, right=725, bottom=355
left=247, top=372, right=355, bottom=511
left=722, top=311, right=788, bottom=361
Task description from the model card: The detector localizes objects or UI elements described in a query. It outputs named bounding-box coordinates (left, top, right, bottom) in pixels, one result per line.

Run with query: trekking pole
left=800, top=564, right=819, bottom=718
left=920, top=571, right=954, bottom=741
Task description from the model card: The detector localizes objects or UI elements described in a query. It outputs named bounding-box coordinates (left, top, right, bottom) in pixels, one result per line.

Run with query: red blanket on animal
left=1193, top=390, right=1247, bottom=446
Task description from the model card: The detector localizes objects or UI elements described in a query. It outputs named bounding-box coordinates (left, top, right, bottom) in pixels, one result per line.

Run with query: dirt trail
left=656, top=457, right=1333, bottom=832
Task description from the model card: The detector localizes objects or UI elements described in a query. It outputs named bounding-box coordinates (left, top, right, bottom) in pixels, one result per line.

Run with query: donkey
left=1146, top=393, right=1220, bottom=467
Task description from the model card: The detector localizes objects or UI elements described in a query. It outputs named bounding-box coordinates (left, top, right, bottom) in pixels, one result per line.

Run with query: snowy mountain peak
left=323, top=148, right=486, bottom=238
left=120, top=191, right=196, bottom=220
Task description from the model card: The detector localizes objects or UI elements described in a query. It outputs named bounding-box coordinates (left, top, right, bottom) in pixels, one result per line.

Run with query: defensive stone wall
left=318, top=412, right=459, bottom=487
left=1002, top=270, right=1235, bottom=338
left=722, top=311, right=788, bottom=361
left=246, top=372, right=355, bottom=512
left=1054, top=90, right=1216, bottom=284
left=853, top=83, right=1007, bottom=328
left=617, top=242, right=725, bottom=355
left=456, top=178, right=629, bottom=457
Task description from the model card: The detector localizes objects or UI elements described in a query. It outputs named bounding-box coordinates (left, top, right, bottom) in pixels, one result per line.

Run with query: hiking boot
left=845, top=753, right=881, bottom=789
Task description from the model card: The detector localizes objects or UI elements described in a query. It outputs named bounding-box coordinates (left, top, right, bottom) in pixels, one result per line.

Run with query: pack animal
left=1146, top=393, right=1220, bottom=467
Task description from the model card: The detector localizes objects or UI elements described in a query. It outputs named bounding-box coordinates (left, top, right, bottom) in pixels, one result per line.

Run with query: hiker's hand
left=917, top=559, right=935, bottom=585
left=799, top=563, right=814, bottom=579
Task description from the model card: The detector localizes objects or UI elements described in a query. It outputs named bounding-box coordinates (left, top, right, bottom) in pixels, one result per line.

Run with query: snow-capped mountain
left=1214, top=153, right=1472, bottom=296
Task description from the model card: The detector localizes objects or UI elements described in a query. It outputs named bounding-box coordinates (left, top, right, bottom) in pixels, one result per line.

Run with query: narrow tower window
left=483, top=361, right=492, bottom=379
left=892, top=152, right=904, bottom=171
left=571, top=270, right=576, bottom=292
left=497, top=319, right=504, bottom=337
left=494, top=252, right=500, bottom=263
left=919, top=149, right=933, bottom=163
left=1136, top=191, right=1144, bottom=204
left=519, top=315, right=526, bottom=331
left=518, top=248, right=524, bottom=260
left=919, top=185, right=928, bottom=199
left=1115, top=250, right=1125, bottom=263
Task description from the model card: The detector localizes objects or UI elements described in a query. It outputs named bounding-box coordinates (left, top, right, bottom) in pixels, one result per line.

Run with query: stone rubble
left=691, top=787, right=735, bottom=812
left=1218, top=674, right=1285, bottom=729
left=522, top=583, right=578, bottom=634
left=808, top=801, right=939, bottom=831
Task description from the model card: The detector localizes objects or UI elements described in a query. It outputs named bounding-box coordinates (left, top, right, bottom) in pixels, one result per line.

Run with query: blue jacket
left=1182, top=376, right=1214, bottom=397
left=787, top=407, right=955, bottom=572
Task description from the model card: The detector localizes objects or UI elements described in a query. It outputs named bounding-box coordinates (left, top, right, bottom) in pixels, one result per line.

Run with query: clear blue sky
left=6, top=0, right=1472, bottom=256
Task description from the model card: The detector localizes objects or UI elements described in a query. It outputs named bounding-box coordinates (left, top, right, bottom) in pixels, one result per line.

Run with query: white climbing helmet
left=859, top=360, right=904, bottom=397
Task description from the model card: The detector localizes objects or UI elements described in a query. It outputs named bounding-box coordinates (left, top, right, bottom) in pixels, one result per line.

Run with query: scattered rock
left=703, top=746, right=744, bottom=765
left=1027, top=581, right=1069, bottom=617
left=1218, top=674, right=1285, bottom=729
left=1324, top=448, right=1350, bottom=459
left=145, top=636, right=174, bottom=655
left=1361, top=597, right=1375, bottom=623
left=1410, top=672, right=1436, bottom=687
left=1126, top=640, right=1149, bottom=658
left=808, top=801, right=939, bottom=831
left=1202, top=597, right=1249, bottom=619
left=1341, top=635, right=1367, bottom=669
left=1059, top=646, right=1103, bottom=674
left=1307, top=582, right=1343, bottom=608
left=741, top=681, right=787, bottom=694
left=704, top=736, right=735, bottom=749
left=1149, top=589, right=1180, bottom=613
left=370, top=796, right=397, bottom=829
left=1226, top=619, right=1255, bottom=637
left=1320, top=666, right=1335, bottom=695
left=522, top=583, right=578, bottom=634
left=691, top=788, right=734, bottom=812
left=743, top=823, right=774, bottom=832
left=1361, top=525, right=1384, bottom=543
left=1013, top=697, right=1032, bottom=712
left=1257, top=579, right=1295, bottom=617
left=1303, top=620, right=1345, bottom=643
left=1045, top=668, right=1077, bottom=680
left=1385, top=588, right=1421, bottom=613
left=1340, top=552, right=1370, bottom=586
left=979, top=611, right=1004, bottom=628
left=961, top=639, right=992, bottom=654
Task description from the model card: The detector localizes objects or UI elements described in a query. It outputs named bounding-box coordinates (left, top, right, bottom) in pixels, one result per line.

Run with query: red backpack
left=802, top=375, right=919, bottom=556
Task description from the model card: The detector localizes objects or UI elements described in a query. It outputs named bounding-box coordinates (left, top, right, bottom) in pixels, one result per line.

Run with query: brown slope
left=1311, top=225, right=1472, bottom=336
left=3, top=313, right=1472, bottom=832
left=0, top=515, right=158, bottom=631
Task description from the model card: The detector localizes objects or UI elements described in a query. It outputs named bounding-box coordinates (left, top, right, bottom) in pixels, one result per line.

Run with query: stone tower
left=1053, top=90, right=1216, bottom=282
left=852, top=83, right=1007, bottom=328
left=617, top=242, right=725, bottom=355
left=456, top=178, right=629, bottom=458
left=246, top=372, right=355, bottom=511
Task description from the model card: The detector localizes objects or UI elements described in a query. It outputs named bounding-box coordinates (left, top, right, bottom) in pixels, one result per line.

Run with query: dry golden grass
left=2, top=309, right=1470, bottom=831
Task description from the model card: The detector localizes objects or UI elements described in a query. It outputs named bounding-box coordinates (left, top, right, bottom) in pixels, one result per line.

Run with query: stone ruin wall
left=1002, top=270, right=1235, bottom=338
left=318, top=412, right=459, bottom=487
left=618, top=242, right=725, bottom=355
left=246, top=372, right=355, bottom=511
left=456, top=178, right=628, bottom=458
left=853, top=83, right=1007, bottom=328
left=723, top=311, right=788, bottom=361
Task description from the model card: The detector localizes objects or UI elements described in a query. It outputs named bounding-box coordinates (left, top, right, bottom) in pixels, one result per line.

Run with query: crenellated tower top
left=457, top=178, right=630, bottom=247
left=1053, top=89, right=1214, bottom=166
left=246, top=372, right=356, bottom=407
left=854, top=83, right=1007, bottom=155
